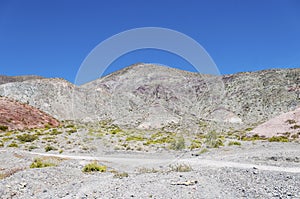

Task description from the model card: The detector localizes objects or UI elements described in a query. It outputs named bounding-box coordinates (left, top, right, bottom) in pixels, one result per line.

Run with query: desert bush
left=137, top=167, right=159, bottom=173
left=198, top=148, right=209, bottom=154
left=170, top=136, right=185, bottom=150
left=126, top=135, right=145, bottom=142
left=286, top=119, right=296, bottom=124
left=268, top=136, right=289, bottom=142
left=205, top=131, right=224, bottom=148
left=0, top=125, right=8, bottom=131
left=82, top=161, right=107, bottom=172
left=28, top=145, right=38, bottom=151
left=45, top=145, right=57, bottom=152
left=145, top=134, right=175, bottom=146
left=228, top=141, right=241, bottom=146
left=8, top=142, right=18, bottom=148
left=50, top=129, right=62, bottom=135
left=169, top=163, right=192, bottom=172
left=30, top=158, right=56, bottom=168
left=113, top=172, right=129, bottom=179
left=291, top=125, right=300, bottom=129
left=44, top=124, right=52, bottom=129
left=17, top=133, right=38, bottom=142
left=67, top=129, right=77, bottom=134
left=291, top=133, right=299, bottom=139
left=189, top=139, right=202, bottom=150
left=241, top=134, right=265, bottom=141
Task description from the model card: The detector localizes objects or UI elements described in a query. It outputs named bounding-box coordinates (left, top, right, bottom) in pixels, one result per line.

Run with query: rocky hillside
left=0, top=97, right=59, bottom=131
left=0, top=64, right=299, bottom=132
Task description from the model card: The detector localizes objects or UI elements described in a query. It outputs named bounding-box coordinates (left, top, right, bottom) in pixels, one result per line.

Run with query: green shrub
left=30, top=158, right=56, bottom=168
left=228, top=141, right=241, bottom=146
left=205, top=131, right=224, bottom=148
left=45, top=145, right=57, bottom=152
left=82, top=161, right=107, bottom=172
left=145, top=135, right=175, bottom=146
left=8, top=142, right=18, bottom=148
left=0, top=125, right=8, bottom=131
left=17, top=134, right=38, bottom=142
left=241, top=134, right=265, bottom=141
left=50, top=129, right=62, bottom=135
left=28, top=145, right=38, bottom=151
left=125, top=135, right=145, bottom=142
left=189, top=139, right=202, bottom=150
left=67, top=129, right=77, bottom=134
left=44, top=124, right=52, bottom=129
left=109, top=128, right=122, bottom=135
left=268, top=136, right=289, bottom=142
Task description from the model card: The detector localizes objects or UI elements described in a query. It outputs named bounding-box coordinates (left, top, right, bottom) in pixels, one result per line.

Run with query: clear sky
left=0, top=0, right=299, bottom=83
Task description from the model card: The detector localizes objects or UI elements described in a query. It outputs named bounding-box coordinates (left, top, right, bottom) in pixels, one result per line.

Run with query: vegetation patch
left=291, top=125, right=300, bottom=130
left=17, top=133, right=38, bottom=142
left=198, top=148, right=209, bottom=154
left=168, top=163, right=192, bottom=172
left=268, top=136, right=289, bottom=142
left=286, top=119, right=296, bottom=124
left=169, top=136, right=185, bottom=150
left=82, top=161, right=107, bottom=173
left=28, top=145, right=38, bottom=151
left=241, top=134, right=266, bottom=141
left=228, top=141, right=241, bottom=146
left=0, top=125, right=8, bottom=131
left=205, top=131, right=224, bottom=148
left=137, top=167, right=159, bottom=174
left=113, top=172, right=129, bottom=179
left=126, top=135, right=145, bottom=142
left=45, top=145, right=57, bottom=152
left=8, top=142, right=18, bottom=148
left=50, top=129, right=63, bottom=135
left=189, top=139, right=202, bottom=150
left=30, top=158, right=56, bottom=168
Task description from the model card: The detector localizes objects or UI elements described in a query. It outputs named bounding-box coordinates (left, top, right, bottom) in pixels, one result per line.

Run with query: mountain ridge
left=0, top=63, right=299, bottom=133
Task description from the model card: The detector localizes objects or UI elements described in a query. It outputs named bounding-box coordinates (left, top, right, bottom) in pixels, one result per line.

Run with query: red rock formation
left=0, top=97, right=59, bottom=131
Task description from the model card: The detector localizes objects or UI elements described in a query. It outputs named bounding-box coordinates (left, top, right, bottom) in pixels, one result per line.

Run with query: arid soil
left=0, top=141, right=299, bottom=199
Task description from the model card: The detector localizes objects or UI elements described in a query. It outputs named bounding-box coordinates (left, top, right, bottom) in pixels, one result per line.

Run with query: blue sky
left=0, top=0, right=299, bottom=84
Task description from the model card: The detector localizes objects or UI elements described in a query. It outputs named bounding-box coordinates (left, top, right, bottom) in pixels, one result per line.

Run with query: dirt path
left=24, top=150, right=300, bottom=174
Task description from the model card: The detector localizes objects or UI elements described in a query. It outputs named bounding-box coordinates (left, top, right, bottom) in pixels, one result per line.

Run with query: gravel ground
left=0, top=141, right=299, bottom=199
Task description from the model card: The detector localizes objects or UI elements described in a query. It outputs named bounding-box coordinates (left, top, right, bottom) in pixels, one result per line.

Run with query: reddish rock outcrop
left=0, top=97, right=59, bottom=131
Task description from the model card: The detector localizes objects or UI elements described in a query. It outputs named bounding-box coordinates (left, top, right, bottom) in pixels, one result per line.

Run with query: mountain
left=0, top=63, right=299, bottom=132
left=0, top=75, right=44, bottom=85
left=0, top=97, right=59, bottom=131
